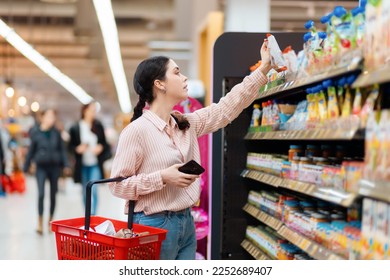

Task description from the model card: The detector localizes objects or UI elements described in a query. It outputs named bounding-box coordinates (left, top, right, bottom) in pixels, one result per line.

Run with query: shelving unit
left=240, top=239, right=272, bottom=260
left=211, top=32, right=390, bottom=260
left=241, top=169, right=359, bottom=207
left=243, top=203, right=345, bottom=260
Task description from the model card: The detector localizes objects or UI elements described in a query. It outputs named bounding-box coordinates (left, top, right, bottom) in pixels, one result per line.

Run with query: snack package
left=352, top=87, right=363, bottom=116
left=266, top=33, right=287, bottom=72
left=282, top=46, right=298, bottom=80
left=375, top=110, right=389, bottom=180
left=331, top=6, right=356, bottom=65
left=316, top=86, right=328, bottom=122
left=323, top=80, right=340, bottom=119
left=364, top=0, right=383, bottom=70
left=360, top=84, right=379, bottom=128
left=381, top=0, right=390, bottom=63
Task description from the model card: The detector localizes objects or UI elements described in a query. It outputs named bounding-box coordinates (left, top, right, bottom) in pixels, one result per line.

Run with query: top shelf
left=257, top=58, right=362, bottom=102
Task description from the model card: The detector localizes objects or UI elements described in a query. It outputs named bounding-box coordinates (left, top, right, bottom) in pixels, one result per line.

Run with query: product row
left=251, top=1, right=388, bottom=90
left=246, top=143, right=363, bottom=193
left=246, top=188, right=389, bottom=260
left=250, top=79, right=380, bottom=132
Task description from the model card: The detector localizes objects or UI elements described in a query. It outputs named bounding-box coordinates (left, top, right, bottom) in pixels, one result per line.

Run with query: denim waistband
left=135, top=208, right=190, bottom=216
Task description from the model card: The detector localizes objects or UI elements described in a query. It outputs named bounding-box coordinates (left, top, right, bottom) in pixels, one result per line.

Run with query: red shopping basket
left=51, top=177, right=167, bottom=260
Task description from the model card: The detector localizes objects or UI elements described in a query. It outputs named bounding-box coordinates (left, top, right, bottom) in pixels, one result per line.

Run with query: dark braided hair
left=131, top=56, right=190, bottom=130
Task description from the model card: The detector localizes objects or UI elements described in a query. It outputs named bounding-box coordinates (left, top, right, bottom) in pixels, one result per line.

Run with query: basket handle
left=85, top=176, right=134, bottom=232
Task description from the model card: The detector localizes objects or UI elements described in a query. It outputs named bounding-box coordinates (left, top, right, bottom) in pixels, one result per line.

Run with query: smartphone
left=178, top=160, right=205, bottom=175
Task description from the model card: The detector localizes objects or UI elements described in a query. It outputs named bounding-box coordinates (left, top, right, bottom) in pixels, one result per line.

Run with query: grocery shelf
left=245, top=127, right=361, bottom=141
left=243, top=203, right=283, bottom=231
left=277, top=226, right=346, bottom=260
left=352, top=65, right=390, bottom=88
left=241, top=239, right=272, bottom=260
left=358, top=179, right=390, bottom=203
left=241, top=169, right=282, bottom=187
left=242, top=203, right=346, bottom=260
left=257, top=59, right=362, bottom=101
left=241, top=169, right=359, bottom=207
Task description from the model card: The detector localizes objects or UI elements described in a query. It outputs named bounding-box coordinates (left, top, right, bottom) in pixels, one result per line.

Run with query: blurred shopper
left=23, top=109, right=71, bottom=234
left=109, top=40, right=271, bottom=259
left=68, top=101, right=111, bottom=216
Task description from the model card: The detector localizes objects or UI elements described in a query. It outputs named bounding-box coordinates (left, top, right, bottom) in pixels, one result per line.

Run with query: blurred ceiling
left=0, top=0, right=359, bottom=125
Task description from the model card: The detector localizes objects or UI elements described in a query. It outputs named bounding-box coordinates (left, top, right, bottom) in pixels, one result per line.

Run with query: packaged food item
left=250, top=104, right=262, bottom=127
left=306, top=89, right=319, bottom=122
left=288, top=145, right=304, bottom=161
left=282, top=46, right=298, bottom=79
left=364, top=0, right=383, bottom=70
left=331, top=6, right=356, bottom=62
left=337, top=77, right=345, bottom=105
left=360, top=84, right=379, bottom=128
left=323, top=80, right=340, bottom=119
left=364, top=111, right=380, bottom=180
left=305, top=145, right=321, bottom=158
left=352, top=6, right=366, bottom=50
left=375, top=110, right=389, bottom=180
left=382, top=0, right=390, bottom=64
left=316, top=86, right=328, bottom=122
left=321, top=12, right=337, bottom=67
left=352, top=87, right=363, bottom=116
left=266, top=33, right=287, bottom=72
left=321, top=144, right=334, bottom=158
left=341, top=87, right=353, bottom=117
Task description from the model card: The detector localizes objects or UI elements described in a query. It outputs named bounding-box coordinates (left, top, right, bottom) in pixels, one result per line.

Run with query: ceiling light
left=5, top=86, right=14, bottom=98
left=93, top=0, right=132, bottom=114
left=31, top=102, right=40, bottom=112
left=0, top=18, right=94, bottom=105
left=18, top=96, right=27, bottom=107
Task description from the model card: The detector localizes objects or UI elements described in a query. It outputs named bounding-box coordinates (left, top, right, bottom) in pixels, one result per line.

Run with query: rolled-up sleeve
left=187, top=67, right=268, bottom=137
left=109, top=125, right=165, bottom=201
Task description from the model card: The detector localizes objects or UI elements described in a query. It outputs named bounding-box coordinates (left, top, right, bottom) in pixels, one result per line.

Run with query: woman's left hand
left=93, top=144, right=104, bottom=155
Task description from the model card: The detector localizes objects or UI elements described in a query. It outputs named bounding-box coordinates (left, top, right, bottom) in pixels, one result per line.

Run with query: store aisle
left=0, top=175, right=127, bottom=260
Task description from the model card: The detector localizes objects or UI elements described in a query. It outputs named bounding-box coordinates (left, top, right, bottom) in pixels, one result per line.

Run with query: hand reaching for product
left=160, top=163, right=200, bottom=188
left=259, top=39, right=272, bottom=75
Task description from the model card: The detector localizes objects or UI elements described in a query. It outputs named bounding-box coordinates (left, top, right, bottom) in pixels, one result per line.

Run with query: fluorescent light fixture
left=0, top=18, right=94, bottom=105
left=93, top=0, right=132, bottom=114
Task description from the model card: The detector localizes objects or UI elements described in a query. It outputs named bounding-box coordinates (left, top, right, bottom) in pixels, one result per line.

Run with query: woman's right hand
left=75, top=143, right=89, bottom=154
left=259, top=39, right=272, bottom=75
left=161, top=163, right=200, bottom=188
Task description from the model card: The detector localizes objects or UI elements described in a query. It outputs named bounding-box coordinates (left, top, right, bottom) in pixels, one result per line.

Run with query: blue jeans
left=133, top=208, right=197, bottom=260
left=81, top=164, right=102, bottom=216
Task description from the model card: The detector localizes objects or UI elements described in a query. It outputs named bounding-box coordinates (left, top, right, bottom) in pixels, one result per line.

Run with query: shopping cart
left=51, top=177, right=167, bottom=260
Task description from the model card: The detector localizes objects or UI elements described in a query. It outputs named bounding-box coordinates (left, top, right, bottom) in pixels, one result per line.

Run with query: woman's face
left=84, top=102, right=97, bottom=121
left=163, top=59, right=188, bottom=103
left=42, top=109, right=56, bottom=128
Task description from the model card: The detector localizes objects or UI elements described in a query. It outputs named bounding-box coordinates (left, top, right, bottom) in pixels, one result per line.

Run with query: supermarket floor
left=0, top=175, right=128, bottom=260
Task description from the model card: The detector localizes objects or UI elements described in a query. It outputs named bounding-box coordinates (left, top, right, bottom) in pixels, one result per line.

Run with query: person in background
left=23, top=109, right=71, bottom=234
left=68, top=101, right=111, bottom=216
left=109, top=40, right=271, bottom=259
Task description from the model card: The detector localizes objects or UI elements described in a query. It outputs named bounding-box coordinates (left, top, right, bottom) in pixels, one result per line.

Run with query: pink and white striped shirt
left=109, top=67, right=268, bottom=215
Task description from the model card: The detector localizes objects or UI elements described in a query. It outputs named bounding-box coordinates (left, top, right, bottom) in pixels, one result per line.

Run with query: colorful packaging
left=360, top=84, right=379, bottom=128
left=250, top=104, right=262, bottom=127
left=364, top=0, right=383, bottom=70
left=266, top=33, right=287, bottom=72
left=375, top=110, right=389, bottom=180
left=352, top=87, right=363, bottom=116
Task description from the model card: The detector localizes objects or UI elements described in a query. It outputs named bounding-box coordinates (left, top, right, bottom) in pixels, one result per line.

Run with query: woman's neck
left=40, top=123, right=51, bottom=131
left=149, top=103, right=173, bottom=123
left=82, top=118, right=93, bottom=126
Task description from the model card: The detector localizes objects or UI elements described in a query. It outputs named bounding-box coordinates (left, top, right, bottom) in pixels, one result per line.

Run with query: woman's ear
left=154, top=79, right=166, bottom=92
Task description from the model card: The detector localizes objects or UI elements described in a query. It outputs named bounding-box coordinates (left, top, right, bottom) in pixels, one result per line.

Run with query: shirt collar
left=143, top=110, right=177, bottom=132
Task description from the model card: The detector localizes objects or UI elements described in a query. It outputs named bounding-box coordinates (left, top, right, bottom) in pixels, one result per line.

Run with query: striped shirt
left=109, top=67, right=268, bottom=215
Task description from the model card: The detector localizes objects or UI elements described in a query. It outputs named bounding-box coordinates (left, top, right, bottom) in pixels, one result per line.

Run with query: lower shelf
left=240, top=239, right=273, bottom=260
left=243, top=203, right=346, bottom=260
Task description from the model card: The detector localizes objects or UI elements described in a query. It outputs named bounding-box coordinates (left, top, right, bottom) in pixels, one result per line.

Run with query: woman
left=23, top=109, right=71, bottom=234
left=68, top=101, right=111, bottom=216
left=109, top=40, right=271, bottom=259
